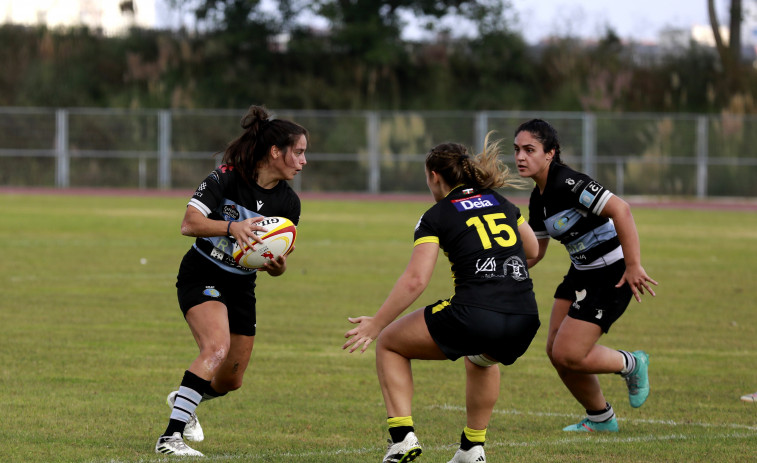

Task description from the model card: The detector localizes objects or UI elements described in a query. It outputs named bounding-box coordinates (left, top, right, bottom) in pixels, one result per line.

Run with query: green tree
left=167, top=0, right=515, bottom=108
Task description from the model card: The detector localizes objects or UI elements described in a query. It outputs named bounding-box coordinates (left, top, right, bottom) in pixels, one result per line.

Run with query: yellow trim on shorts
left=431, top=300, right=451, bottom=314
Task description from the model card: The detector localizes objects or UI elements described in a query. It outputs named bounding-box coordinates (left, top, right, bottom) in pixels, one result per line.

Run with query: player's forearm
left=614, top=209, right=642, bottom=267
left=373, top=274, right=427, bottom=328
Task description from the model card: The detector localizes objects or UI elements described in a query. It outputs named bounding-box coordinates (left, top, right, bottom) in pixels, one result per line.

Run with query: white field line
left=151, top=430, right=757, bottom=462
left=431, top=403, right=757, bottom=432
left=116, top=404, right=757, bottom=462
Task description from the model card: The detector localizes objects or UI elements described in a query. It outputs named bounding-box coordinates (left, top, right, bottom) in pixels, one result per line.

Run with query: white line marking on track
left=430, top=404, right=757, bottom=432
left=102, top=405, right=757, bottom=462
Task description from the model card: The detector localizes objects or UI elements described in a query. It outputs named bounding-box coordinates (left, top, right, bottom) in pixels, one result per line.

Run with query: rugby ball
left=232, top=216, right=297, bottom=269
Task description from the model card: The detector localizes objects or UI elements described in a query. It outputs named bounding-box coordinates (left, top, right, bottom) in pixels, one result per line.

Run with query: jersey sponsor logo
left=504, top=256, right=528, bottom=281
left=565, top=178, right=575, bottom=186
left=565, top=240, right=587, bottom=255
left=579, top=190, right=595, bottom=207
left=579, top=181, right=602, bottom=207
left=256, top=200, right=264, bottom=211
left=193, top=182, right=207, bottom=197
left=475, top=257, right=497, bottom=274
left=198, top=182, right=206, bottom=191
left=462, top=188, right=474, bottom=195
left=572, top=288, right=587, bottom=310
left=209, top=171, right=220, bottom=183
left=451, top=194, right=499, bottom=212
left=216, top=237, right=233, bottom=253
left=545, top=208, right=584, bottom=237
left=202, top=287, right=221, bottom=298
left=210, top=248, right=225, bottom=261
left=553, top=215, right=570, bottom=231
left=571, top=179, right=585, bottom=193
left=223, top=204, right=240, bottom=220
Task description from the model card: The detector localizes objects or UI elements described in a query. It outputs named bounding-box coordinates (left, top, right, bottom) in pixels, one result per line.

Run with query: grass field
left=1, top=192, right=756, bottom=462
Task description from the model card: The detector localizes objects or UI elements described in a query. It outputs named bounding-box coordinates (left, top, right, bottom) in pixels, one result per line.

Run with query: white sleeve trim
left=188, top=198, right=211, bottom=217
left=592, top=191, right=614, bottom=215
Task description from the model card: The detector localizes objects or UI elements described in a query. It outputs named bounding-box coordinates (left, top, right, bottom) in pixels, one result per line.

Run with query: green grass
left=1, top=192, right=756, bottom=462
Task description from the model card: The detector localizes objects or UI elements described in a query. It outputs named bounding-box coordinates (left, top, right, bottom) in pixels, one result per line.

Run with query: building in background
left=0, top=0, right=157, bottom=35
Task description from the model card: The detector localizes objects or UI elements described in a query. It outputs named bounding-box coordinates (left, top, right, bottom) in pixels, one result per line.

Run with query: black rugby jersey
left=527, top=162, right=621, bottom=268
left=414, top=185, right=537, bottom=314
left=187, top=164, right=301, bottom=275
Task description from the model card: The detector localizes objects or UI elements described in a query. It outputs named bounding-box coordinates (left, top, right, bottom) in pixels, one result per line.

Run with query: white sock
left=170, top=386, right=202, bottom=423
left=619, top=350, right=636, bottom=376
left=587, top=403, right=615, bottom=423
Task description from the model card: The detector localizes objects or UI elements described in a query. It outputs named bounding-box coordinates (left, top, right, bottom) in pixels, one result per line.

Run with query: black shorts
left=176, top=247, right=258, bottom=336
left=553, top=259, right=633, bottom=333
left=424, top=300, right=540, bottom=365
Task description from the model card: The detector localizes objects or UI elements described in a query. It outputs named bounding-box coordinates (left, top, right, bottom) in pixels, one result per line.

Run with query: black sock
left=459, top=431, right=484, bottom=451
left=163, top=371, right=210, bottom=437
left=202, top=384, right=228, bottom=402
left=389, top=426, right=414, bottom=443
left=164, top=418, right=186, bottom=438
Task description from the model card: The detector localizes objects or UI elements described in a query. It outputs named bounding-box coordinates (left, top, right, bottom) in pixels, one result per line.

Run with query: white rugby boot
left=448, top=445, right=486, bottom=462
left=155, top=432, right=204, bottom=457
left=382, top=431, right=422, bottom=462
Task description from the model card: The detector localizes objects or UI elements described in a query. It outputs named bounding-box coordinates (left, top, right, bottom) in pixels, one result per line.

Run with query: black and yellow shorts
left=424, top=300, right=540, bottom=365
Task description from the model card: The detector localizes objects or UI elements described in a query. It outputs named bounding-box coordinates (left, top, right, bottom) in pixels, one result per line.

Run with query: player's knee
left=550, top=349, right=582, bottom=370
left=375, top=329, right=399, bottom=355
left=226, top=378, right=244, bottom=391
left=201, top=342, right=230, bottom=368
left=214, top=376, right=243, bottom=393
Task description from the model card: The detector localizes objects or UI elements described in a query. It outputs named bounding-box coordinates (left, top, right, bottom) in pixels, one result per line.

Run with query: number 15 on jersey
left=466, top=213, right=517, bottom=249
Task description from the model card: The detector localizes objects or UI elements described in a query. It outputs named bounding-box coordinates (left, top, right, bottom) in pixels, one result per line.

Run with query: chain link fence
left=1, top=107, right=756, bottom=198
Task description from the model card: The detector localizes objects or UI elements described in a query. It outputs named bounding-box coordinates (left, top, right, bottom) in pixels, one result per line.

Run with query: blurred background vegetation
left=1, top=0, right=756, bottom=114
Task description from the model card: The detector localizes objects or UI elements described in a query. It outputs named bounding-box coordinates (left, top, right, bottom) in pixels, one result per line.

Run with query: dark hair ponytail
left=514, top=119, right=564, bottom=165
left=221, top=105, right=309, bottom=184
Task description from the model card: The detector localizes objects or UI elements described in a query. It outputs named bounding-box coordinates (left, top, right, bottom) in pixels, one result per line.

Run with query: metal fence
left=1, top=107, right=756, bottom=198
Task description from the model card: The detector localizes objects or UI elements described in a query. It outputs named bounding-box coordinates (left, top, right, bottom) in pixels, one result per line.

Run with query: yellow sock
left=463, top=426, right=486, bottom=444
left=387, top=416, right=414, bottom=428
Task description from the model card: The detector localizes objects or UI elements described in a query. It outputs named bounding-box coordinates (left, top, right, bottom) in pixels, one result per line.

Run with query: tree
left=708, top=0, right=743, bottom=93
left=165, top=0, right=274, bottom=32
left=305, top=0, right=515, bottom=107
